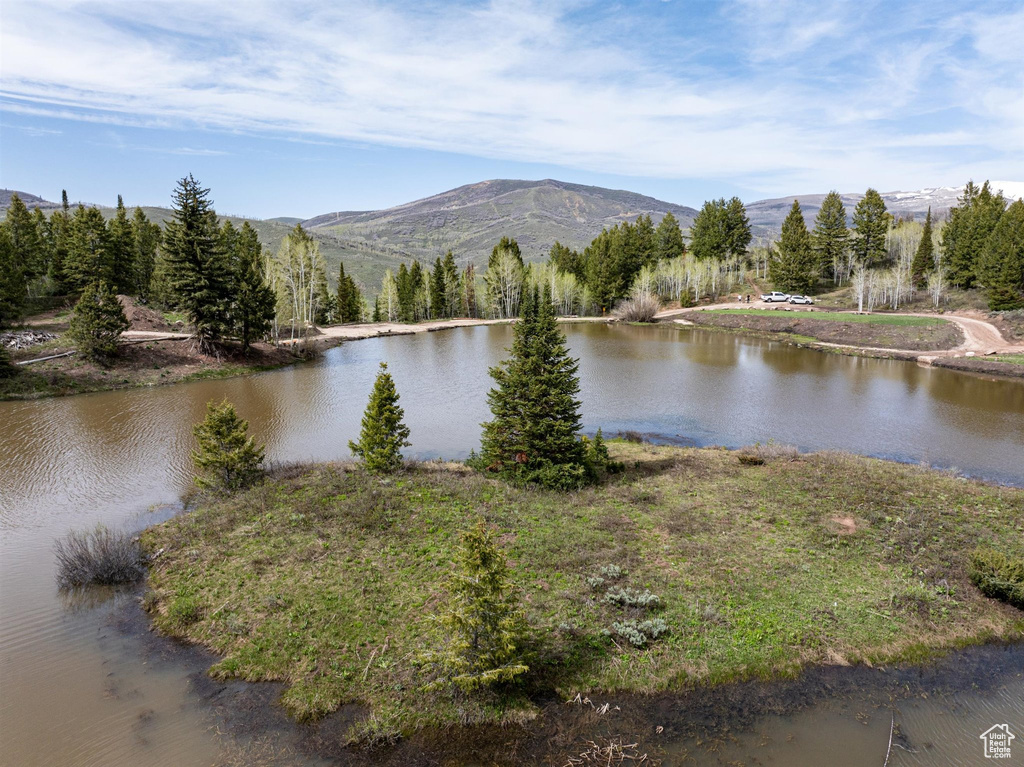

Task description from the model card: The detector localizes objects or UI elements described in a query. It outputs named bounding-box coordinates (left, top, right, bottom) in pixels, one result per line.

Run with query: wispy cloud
left=1, top=0, right=1021, bottom=193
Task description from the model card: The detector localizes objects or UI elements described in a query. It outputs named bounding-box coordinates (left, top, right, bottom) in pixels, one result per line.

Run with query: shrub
left=969, top=547, right=1024, bottom=609
left=614, top=291, right=660, bottom=322
left=54, top=525, right=146, bottom=589
left=604, top=586, right=661, bottom=610
left=612, top=618, right=670, bottom=647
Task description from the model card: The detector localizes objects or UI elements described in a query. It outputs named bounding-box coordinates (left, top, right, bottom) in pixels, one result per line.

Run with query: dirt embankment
left=684, top=311, right=963, bottom=351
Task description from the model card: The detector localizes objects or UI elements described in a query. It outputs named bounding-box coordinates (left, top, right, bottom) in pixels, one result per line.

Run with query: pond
left=1, top=323, right=1022, bottom=765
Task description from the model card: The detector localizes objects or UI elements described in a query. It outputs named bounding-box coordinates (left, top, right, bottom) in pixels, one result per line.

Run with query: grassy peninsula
left=142, top=442, right=1024, bottom=742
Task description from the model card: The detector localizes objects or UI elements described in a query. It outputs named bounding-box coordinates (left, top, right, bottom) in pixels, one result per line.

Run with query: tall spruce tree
left=130, top=207, right=161, bottom=300
left=724, top=197, right=752, bottom=257
left=421, top=520, right=528, bottom=693
left=68, top=280, right=130, bottom=363
left=65, top=205, right=113, bottom=292
left=349, top=362, right=411, bottom=474
left=851, top=189, right=891, bottom=267
left=192, top=399, right=265, bottom=494
left=977, top=198, right=1024, bottom=310
left=442, top=251, right=461, bottom=317
left=162, top=175, right=230, bottom=349
left=770, top=200, right=816, bottom=294
left=107, top=195, right=134, bottom=294
left=910, top=208, right=935, bottom=288
left=655, top=211, right=686, bottom=260
left=942, top=181, right=1007, bottom=288
left=429, top=257, right=446, bottom=318
left=3, top=193, right=46, bottom=284
left=480, top=286, right=589, bottom=489
left=812, top=191, right=849, bottom=282
left=335, top=262, right=362, bottom=323
left=231, top=222, right=276, bottom=351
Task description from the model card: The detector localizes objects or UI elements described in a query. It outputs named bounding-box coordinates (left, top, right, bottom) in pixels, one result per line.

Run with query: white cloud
left=0, top=0, right=1021, bottom=193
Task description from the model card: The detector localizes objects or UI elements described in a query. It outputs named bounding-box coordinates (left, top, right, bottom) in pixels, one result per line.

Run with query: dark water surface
left=1, top=323, right=1022, bottom=766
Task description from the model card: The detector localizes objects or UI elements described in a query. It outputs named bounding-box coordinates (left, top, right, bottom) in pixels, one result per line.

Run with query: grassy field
left=686, top=309, right=961, bottom=351
left=142, top=443, right=1024, bottom=742
left=710, top=309, right=943, bottom=326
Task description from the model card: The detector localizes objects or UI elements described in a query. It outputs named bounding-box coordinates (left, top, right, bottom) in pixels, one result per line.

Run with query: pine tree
left=372, top=296, right=382, bottom=322
left=851, top=189, right=891, bottom=267
left=429, top=257, right=446, bottom=318
left=192, top=399, right=265, bottom=494
left=65, top=205, right=113, bottom=292
left=336, top=262, right=363, bottom=323
left=349, top=362, right=411, bottom=474
left=421, top=520, right=528, bottom=693
left=0, top=223, right=26, bottom=327
left=978, top=199, right=1024, bottom=311
left=231, top=222, right=276, bottom=351
left=480, top=286, right=589, bottom=489
left=162, top=175, right=231, bottom=350
left=942, top=181, right=1007, bottom=288
left=68, top=280, right=130, bottom=363
left=690, top=199, right=728, bottom=260
left=130, top=207, right=161, bottom=300
left=724, top=197, right=752, bottom=257
left=812, top=191, right=849, bottom=282
left=770, top=200, right=816, bottom=294
left=442, top=251, right=461, bottom=317
left=655, top=211, right=686, bottom=260
left=910, top=208, right=935, bottom=288
left=464, top=263, right=477, bottom=318
left=107, top=195, right=134, bottom=294
left=3, top=193, right=46, bottom=283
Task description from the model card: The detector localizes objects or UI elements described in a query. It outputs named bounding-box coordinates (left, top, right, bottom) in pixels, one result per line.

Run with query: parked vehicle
left=788, top=295, right=814, bottom=305
left=760, top=291, right=790, bottom=303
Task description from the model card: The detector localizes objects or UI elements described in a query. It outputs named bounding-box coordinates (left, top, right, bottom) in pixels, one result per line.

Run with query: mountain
left=303, top=178, right=699, bottom=265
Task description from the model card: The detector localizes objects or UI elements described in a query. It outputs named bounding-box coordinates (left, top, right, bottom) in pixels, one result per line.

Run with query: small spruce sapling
left=349, top=362, right=411, bottom=474
left=192, top=399, right=265, bottom=493
left=421, top=520, right=529, bottom=692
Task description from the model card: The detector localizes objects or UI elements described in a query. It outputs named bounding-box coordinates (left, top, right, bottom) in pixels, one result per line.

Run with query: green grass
left=993, top=354, right=1024, bottom=366
left=708, top=309, right=947, bottom=326
left=142, top=444, right=1024, bottom=741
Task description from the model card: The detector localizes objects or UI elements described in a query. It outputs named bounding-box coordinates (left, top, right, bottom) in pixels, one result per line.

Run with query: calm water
left=1, top=323, right=1022, bottom=766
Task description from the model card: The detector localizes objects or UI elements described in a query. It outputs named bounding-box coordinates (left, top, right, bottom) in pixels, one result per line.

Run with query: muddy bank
left=932, top=355, right=1024, bottom=379
left=110, top=593, right=1024, bottom=766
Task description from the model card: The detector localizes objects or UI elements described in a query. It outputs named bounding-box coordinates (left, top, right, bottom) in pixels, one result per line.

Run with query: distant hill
left=303, top=178, right=699, bottom=266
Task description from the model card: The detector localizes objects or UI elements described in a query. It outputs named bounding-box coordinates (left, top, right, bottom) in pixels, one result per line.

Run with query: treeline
left=769, top=182, right=1024, bottom=310
left=0, top=178, right=375, bottom=363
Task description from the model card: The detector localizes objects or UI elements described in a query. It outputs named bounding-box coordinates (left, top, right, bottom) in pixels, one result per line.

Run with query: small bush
left=612, top=618, right=670, bottom=647
left=604, top=586, right=661, bottom=610
left=614, top=291, right=660, bottom=322
left=617, top=430, right=648, bottom=444
left=969, top=547, right=1024, bottom=609
left=54, top=526, right=146, bottom=589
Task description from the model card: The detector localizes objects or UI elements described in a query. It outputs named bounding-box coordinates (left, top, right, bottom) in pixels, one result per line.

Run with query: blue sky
left=2, top=0, right=1022, bottom=218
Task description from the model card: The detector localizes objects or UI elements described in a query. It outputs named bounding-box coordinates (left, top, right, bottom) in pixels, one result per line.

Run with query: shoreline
left=141, top=442, right=1024, bottom=745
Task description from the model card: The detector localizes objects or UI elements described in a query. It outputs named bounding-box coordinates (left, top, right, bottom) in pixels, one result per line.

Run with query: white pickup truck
left=760, top=291, right=790, bottom=303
